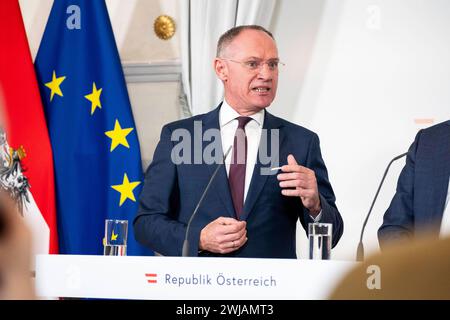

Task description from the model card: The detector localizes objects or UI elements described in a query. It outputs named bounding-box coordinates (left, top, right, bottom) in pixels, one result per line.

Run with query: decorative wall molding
left=123, top=60, right=181, bottom=83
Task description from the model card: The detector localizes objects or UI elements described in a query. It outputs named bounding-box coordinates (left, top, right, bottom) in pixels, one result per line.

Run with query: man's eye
left=246, top=61, right=259, bottom=68
left=268, top=62, right=278, bottom=69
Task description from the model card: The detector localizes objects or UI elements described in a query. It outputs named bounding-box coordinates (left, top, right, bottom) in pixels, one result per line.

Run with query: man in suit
left=134, top=25, right=343, bottom=257
left=378, top=120, right=450, bottom=249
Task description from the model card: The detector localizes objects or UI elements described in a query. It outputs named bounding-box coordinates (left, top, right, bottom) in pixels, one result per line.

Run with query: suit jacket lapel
left=202, top=104, right=236, bottom=218
left=241, top=111, right=285, bottom=221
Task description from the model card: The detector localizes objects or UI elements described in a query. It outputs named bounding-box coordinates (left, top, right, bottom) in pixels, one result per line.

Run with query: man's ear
left=214, top=58, right=227, bottom=82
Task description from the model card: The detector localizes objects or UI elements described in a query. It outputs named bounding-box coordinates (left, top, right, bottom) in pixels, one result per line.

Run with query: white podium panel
left=35, top=255, right=356, bottom=300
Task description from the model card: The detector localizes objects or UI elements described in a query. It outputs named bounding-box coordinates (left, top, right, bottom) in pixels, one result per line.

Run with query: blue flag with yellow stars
left=35, top=0, right=152, bottom=256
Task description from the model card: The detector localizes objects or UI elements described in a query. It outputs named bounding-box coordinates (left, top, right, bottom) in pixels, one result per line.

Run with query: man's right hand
left=199, top=217, right=247, bottom=254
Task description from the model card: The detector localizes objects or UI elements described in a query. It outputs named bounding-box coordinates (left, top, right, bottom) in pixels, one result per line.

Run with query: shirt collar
left=219, top=99, right=265, bottom=128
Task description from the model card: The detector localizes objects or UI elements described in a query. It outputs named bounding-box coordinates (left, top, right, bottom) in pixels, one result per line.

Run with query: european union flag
left=35, top=0, right=152, bottom=256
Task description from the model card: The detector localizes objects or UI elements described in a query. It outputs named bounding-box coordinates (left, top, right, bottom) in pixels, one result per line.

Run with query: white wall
left=271, top=0, right=450, bottom=260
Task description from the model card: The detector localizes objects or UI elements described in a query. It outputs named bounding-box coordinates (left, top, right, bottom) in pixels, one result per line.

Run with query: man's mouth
left=252, top=87, right=271, bottom=93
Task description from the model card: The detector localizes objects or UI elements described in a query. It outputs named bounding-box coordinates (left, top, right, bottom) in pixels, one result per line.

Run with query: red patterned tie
left=229, top=116, right=252, bottom=219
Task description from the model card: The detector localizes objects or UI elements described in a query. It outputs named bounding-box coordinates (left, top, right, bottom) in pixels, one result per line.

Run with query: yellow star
left=84, top=82, right=103, bottom=115
left=111, top=173, right=141, bottom=206
left=45, top=71, right=66, bottom=101
left=111, top=230, right=118, bottom=241
left=104, top=119, right=134, bottom=152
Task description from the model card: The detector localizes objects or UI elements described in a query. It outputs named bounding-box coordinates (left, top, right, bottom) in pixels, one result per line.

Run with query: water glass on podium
left=308, top=223, right=332, bottom=260
left=104, top=219, right=128, bottom=256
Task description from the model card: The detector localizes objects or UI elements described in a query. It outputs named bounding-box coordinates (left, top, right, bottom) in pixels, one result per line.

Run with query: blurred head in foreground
left=0, top=93, right=35, bottom=300
left=330, top=235, right=450, bottom=299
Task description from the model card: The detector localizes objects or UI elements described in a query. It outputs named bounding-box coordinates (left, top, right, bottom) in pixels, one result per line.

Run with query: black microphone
left=356, top=152, right=407, bottom=261
left=182, top=145, right=233, bottom=257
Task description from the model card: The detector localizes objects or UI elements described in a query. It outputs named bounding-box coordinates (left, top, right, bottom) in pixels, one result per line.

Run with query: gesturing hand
left=277, top=154, right=321, bottom=216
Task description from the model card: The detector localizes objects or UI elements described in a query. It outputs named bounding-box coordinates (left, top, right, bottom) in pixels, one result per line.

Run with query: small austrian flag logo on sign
left=145, top=273, right=157, bottom=284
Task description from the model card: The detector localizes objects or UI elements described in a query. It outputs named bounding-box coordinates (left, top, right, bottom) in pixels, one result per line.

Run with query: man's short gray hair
left=216, top=25, right=274, bottom=57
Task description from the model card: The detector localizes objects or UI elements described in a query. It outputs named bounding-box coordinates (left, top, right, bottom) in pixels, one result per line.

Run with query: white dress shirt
left=439, top=178, right=450, bottom=238
left=219, top=100, right=322, bottom=222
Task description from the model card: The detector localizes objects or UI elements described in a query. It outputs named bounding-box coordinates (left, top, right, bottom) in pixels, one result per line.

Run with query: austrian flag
left=0, top=0, right=58, bottom=254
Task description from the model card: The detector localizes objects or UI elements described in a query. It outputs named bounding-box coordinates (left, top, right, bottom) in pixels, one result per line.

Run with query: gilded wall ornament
left=154, top=15, right=176, bottom=40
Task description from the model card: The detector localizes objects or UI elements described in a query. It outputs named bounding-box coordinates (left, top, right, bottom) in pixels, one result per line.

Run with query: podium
left=35, top=255, right=356, bottom=300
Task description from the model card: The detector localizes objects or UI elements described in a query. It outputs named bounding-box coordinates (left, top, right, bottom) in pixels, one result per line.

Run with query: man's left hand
left=277, top=154, right=321, bottom=216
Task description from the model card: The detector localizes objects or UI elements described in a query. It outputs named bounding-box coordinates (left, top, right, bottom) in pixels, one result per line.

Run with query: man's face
left=215, top=29, right=279, bottom=115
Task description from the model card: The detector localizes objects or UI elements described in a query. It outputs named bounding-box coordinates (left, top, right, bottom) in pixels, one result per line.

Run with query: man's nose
left=257, top=63, right=273, bottom=79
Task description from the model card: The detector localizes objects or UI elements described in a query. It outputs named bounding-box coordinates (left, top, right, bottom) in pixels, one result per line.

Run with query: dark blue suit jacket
left=378, top=120, right=450, bottom=248
left=134, top=105, right=343, bottom=257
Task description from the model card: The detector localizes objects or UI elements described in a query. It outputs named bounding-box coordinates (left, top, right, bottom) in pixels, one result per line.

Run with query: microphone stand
left=182, top=146, right=233, bottom=257
left=356, top=152, right=407, bottom=261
